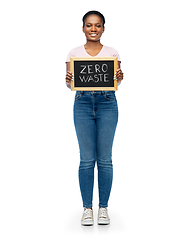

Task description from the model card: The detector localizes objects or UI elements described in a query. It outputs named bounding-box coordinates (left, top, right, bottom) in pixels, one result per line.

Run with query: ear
left=82, top=26, right=85, bottom=33
left=102, top=26, right=105, bottom=33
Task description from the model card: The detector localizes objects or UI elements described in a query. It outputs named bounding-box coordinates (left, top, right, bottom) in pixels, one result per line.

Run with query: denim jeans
left=73, top=91, right=118, bottom=208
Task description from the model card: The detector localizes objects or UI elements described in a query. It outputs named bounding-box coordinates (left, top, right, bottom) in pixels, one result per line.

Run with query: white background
left=0, top=0, right=187, bottom=239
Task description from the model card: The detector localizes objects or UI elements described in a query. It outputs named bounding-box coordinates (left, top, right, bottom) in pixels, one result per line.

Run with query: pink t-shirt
left=66, top=45, right=121, bottom=62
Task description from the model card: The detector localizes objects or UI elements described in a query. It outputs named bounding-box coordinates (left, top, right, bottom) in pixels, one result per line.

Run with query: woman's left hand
left=115, top=68, right=124, bottom=84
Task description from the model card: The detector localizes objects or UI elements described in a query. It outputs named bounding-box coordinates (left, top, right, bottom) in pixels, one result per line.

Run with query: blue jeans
left=73, top=91, right=118, bottom=208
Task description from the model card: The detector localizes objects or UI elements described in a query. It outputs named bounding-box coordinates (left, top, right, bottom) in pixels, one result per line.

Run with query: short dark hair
left=82, top=10, right=105, bottom=27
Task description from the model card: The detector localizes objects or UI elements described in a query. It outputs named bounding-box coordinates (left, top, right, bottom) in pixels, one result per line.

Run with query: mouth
left=89, top=33, right=98, bottom=37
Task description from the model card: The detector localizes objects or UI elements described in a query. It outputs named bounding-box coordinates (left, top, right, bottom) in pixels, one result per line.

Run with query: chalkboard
left=70, top=57, right=118, bottom=91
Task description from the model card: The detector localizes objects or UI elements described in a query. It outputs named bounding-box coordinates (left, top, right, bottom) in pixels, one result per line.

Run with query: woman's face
left=83, top=14, right=105, bottom=42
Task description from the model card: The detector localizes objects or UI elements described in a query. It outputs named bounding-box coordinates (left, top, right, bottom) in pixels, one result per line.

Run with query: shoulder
left=103, top=45, right=115, bottom=50
left=68, top=45, right=83, bottom=55
left=103, top=45, right=121, bottom=61
left=66, top=46, right=84, bottom=62
left=103, top=45, right=118, bottom=53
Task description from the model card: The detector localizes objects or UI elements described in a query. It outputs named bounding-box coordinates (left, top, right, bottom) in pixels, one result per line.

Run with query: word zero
left=79, top=64, right=109, bottom=83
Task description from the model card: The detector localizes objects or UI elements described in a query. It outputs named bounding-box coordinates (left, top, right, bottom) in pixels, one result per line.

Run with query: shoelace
left=99, top=208, right=108, bottom=218
left=83, top=209, right=92, bottom=219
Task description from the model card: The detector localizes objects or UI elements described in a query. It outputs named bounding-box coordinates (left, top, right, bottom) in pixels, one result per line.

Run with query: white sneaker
left=98, top=208, right=110, bottom=225
left=81, top=208, right=94, bottom=226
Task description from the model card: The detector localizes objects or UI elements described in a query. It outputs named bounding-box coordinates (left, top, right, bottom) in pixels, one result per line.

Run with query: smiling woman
left=65, top=11, right=123, bottom=86
left=82, top=12, right=105, bottom=55
left=65, top=10, right=123, bottom=226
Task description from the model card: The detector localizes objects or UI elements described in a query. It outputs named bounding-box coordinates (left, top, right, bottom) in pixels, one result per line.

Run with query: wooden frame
left=70, top=57, right=118, bottom=91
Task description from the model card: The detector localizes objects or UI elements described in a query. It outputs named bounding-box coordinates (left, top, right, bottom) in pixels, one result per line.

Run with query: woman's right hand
left=66, top=71, right=73, bottom=85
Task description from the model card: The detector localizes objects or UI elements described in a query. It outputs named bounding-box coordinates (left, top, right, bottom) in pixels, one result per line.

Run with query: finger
left=116, top=70, right=123, bottom=77
left=114, top=69, right=123, bottom=81
left=116, top=68, right=122, bottom=74
left=116, top=74, right=123, bottom=80
left=116, top=69, right=122, bottom=74
left=66, top=72, right=74, bottom=82
left=66, top=72, right=73, bottom=78
left=116, top=71, right=122, bottom=77
left=116, top=74, right=123, bottom=81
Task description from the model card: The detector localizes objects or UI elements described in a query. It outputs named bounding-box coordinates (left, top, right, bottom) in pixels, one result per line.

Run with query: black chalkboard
left=70, top=57, right=118, bottom=91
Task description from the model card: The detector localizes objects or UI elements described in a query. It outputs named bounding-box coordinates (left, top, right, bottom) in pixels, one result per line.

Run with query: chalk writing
left=74, top=61, right=113, bottom=87
left=79, top=74, right=109, bottom=83
left=70, top=57, right=118, bottom=90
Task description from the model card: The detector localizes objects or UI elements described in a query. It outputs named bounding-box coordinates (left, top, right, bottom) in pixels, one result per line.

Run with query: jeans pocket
left=75, top=91, right=83, bottom=101
left=102, top=91, right=116, bottom=101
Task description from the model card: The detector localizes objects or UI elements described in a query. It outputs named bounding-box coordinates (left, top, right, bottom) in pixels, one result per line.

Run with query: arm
left=65, top=62, right=73, bottom=89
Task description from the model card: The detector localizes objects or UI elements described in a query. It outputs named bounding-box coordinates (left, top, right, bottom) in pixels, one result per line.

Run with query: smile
left=89, top=33, right=98, bottom=37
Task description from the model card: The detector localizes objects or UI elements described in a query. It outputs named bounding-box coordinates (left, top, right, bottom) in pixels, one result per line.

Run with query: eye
left=86, top=24, right=91, bottom=27
left=97, top=25, right=101, bottom=28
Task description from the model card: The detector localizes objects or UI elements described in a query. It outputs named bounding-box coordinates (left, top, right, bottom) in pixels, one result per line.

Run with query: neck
left=84, top=40, right=103, bottom=49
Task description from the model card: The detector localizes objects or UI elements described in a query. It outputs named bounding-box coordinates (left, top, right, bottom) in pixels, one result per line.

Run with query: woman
left=65, top=10, right=123, bottom=226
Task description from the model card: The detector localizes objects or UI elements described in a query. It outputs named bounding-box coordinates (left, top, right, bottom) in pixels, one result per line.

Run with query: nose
left=91, top=25, right=96, bottom=32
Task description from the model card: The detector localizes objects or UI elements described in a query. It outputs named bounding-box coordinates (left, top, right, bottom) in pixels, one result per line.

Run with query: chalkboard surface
left=70, top=57, right=118, bottom=91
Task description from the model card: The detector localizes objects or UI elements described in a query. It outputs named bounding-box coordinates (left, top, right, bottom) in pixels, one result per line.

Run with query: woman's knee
left=97, top=158, right=113, bottom=169
left=79, top=158, right=96, bottom=170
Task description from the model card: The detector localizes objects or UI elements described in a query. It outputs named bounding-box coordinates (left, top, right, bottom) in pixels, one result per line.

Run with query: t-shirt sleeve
left=111, top=48, right=121, bottom=62
left=66, top=48, right=76, bottom=62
